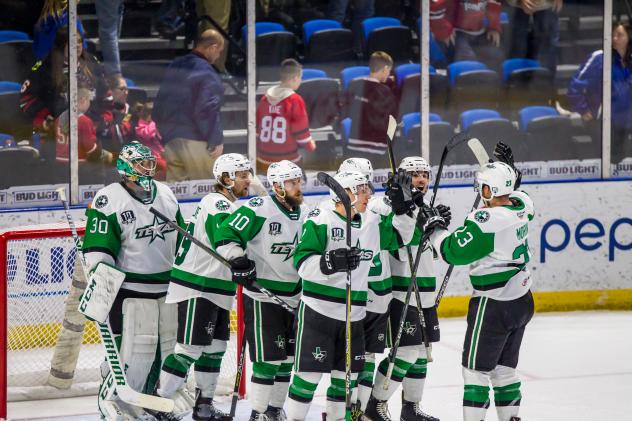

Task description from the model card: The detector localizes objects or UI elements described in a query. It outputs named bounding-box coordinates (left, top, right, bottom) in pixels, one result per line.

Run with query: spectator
left=197, top=0, right=230, bottom=72
left=131, top=101, right=167, bottom=180
left=153, top=29, right=225, bottom=181
left=568, top=21, right=632, bottom=164
left=55, top=87, right=114, bottom=183
left=430, top=0, right=504, bottom=70
left=20, top=28, right=105, bottom=149
left=328, top=0, right=374, bottom=55
left=345, top=51, right=396, bottom=168
left=33, top=0, right=87, bottom=60
left=156, top=0, right=186, bottom=40
left=90, top=74, right=133, bottom=155
left=256, top=58, right=316, bottom=172
left=507, top=0, right=562, bottom=76
left=95, top=0, right=124, bottom=76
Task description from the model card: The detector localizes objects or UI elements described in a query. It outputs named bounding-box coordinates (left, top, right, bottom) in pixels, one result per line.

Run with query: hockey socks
left=491, top=365, right=522, bottom=421
left=287, top=372, right=320, bottom=420
left=402, top=355, right=427, bottom=403
left=159, top=352, right=196, bottom=398
left=269, top=359, right=294, bottom=409
left=372, top=346, right=417, bottom=402
left=326, top=370, right=358, bottom=419
left=250, top=361, right=282, bottom=413
left=194, top=351, right=224, bottom=398
left=357, top=353, right=376, bottom=411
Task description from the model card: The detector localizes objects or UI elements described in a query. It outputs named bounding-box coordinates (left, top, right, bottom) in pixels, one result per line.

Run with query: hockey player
left=82, top=141, right=185, bottom=420
left=421, top=144, right=533, bottom=421
left=153, top=153, right=253, bottom=421
left=288, top=169, right=417, bottom=421
left=214, top=160, right=309, bottom=421
left=365, top=157, right=447, bottom=421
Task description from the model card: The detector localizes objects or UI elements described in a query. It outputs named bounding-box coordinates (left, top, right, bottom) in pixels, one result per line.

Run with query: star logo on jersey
left=474, top=210, right=490, bottom=223
left=403, top=321, right=417, bottom=336
left=312, top=346, right=327, bottom=362
left=274, top=335, right=285, bottom=349
left=270, top=233, right=298, bottom=262
left=248, top=197, right=264, bottom=207
left=216, top=200, right=230, bottom=211
left=94, top=195, right=108, bottom=209
left=134, top=215, right=176, bottom=244
left=308, top=208, right=320, bottom=218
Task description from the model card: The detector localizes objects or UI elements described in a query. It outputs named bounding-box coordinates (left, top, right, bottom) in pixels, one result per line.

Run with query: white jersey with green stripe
left=83, top=181, right=183, bottom=294
left=294, top=205, right=415, bottom=322
left=390, top=205, right=437, bottom=308
left=366, top=196, right=394, bottom=314
left=432, top=190, right=534, bottom=301
left=215, top=195, right=309, bottom=308
left=166, top=192, right=238, bottom=310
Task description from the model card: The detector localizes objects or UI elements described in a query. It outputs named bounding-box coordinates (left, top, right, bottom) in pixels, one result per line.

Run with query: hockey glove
left=417, top=204, right=447, bottom=234
left=320, top=247, right=361, bottom=275
left=384, top=169, right=415, bottom=215
left=230, top=256, right=257, bottom=287
left=436, top=204, right=452, bottom=227
left=411, top=187, right=425, bottom=208
left=494, top=141, right=522, bottom=189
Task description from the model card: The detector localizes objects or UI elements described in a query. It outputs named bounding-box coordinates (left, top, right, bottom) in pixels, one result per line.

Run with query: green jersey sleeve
left=378, top=213, right=406, bottom=251
left=83, top=207, right=122, bottom=259
left=214, top=205, right=266, bottom=249
left=440, top=219, right=495, bottom=266
left=294, top=219, right=328, bottom=270
left=175, top=207, right=185, bottom=252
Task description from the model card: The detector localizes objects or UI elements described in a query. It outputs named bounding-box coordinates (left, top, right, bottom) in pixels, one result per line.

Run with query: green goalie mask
left=117, top=141, right=157, bottom=192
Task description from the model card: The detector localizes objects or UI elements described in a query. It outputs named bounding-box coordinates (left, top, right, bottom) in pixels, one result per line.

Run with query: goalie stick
left=383, top=114, right=433, bottom=366
left=56, top=188, right=175, bottom=413
left=316, top=171, right=354, bottom=416
left=435, top=138, right=490, bottom=308
left=383, top=130, right=473, bottom=387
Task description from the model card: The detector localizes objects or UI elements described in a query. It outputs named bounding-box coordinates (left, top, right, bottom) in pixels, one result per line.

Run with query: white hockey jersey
left=166, top=192, right=238, bottom=310
left=215, top=196, right=309, bottom=308
left=294, top=205, right=415, bottom=322
left=431, top=190, right=535, bottom=301
left=83, top=181, right=183, bottom=294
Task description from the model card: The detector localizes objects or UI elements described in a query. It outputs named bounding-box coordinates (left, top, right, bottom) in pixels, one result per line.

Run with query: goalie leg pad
left=79, top=262, right=125, bottom=323
left=120, top=298, right=160, bottom=392
left=158, top=298, right=178, bottom=364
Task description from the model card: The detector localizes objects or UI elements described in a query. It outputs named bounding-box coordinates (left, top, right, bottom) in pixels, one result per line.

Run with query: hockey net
left=0, top=223, right=245, bottom=418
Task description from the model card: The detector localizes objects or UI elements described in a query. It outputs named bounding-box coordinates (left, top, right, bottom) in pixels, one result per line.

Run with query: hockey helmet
left=398, top=156, right=431, bottom=178
left=331, top=170, right=370, bottom=205
left=338, top=158, right=374, bottom=193
left=213, top=153, right=252, bottom=184
left=117, top=141, right=156, bottom=192
left=475, top=162, right=516, bottom=201
left=267, top=160, right=304, bottom=188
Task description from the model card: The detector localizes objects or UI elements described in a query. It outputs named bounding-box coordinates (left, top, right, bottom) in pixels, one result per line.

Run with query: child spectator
left=256, top=58, right=316, bottom=172
left=131, top=101, right=167, bottom=180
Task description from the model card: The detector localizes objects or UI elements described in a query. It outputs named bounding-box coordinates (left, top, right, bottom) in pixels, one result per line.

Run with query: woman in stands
left=568, top=21, right=632, bottom=164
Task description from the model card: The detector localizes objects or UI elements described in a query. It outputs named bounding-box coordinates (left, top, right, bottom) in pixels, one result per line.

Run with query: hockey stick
left=316, top=171, right=354, bottom=415
left=229, top=286, right=247, bottom=418
left=57, top=189, right=175, bottom=413
left=149, top=207, right=294, bottom=314
left=383, top=115, right=433, bottom=365
left=435, top=138, right=490, bottom=308
left=383, top=130, right=472, bottom=387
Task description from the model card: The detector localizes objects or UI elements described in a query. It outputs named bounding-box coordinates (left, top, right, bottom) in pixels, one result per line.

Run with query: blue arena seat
left=401, top=112, right=442, bottom=137
left=447, top=60, right=489, bottom=86
left=298, top=77, right=341, bottom=129
left=502, top=58, right=542, bottom=82
left=518, top=106, right=576, bottom=160
left=303, top=20, right=354, bottom=64
left=341, top=118, right=351, bottom=143
left=405, top=120, right=455, bottom=164
left=395, top=64, right=420, bottom=88
left=0, top=30, right=30, bottom=43
left=0, top=41, right=34, bottom=83
left=303, top=19, right=341, bottom=45
left=0, top=132, right=15, bottom=147
left=0, top=81, right=21, bottom=94
left=340, top=66, right=370, bottom=90
left=125, top=78, right=136, bottom=87
left=460, top=109, right=518, bottom=154
left=502, top=59, right=554, bottom=112
left=447, top=61, right=500, bottom=119
left=301, top=68, right=328, bottom=80
left=395, top=65, right=446, bottom=118
left=362, top=17, right=412, bottom=61
left=241, top=22, right=286, bottom=42
left=518, top=106, right=559, bottom=131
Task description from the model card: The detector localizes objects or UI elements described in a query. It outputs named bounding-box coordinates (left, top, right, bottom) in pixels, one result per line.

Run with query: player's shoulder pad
left=201, top=192, right=233, bottom=214
left=510, top=190, right=535, bottom=220
left=91, top=183, right=123, bottom=213
left=367, top=195, right=392, bottom=216
left=465, top=208, right=496, bottom=233
left=306, top=207, right=322, bottom=221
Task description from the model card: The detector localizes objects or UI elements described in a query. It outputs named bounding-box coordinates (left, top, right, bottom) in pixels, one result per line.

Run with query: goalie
left=81, top=141, right=186, bottom=420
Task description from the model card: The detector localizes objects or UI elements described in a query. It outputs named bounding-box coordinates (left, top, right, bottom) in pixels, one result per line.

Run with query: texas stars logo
left=270, top=233, right=298, bottom=262
left=275, top=335, right=285, bottom=349
left=216, top=200, right=230, bottom=211
left=474, top=210, right=490, bottom=223
left=403, top=321, right=417, bottom=336
left=312, top=346, right=327, bottom=362
left=134, top=215, right=176, bottom=244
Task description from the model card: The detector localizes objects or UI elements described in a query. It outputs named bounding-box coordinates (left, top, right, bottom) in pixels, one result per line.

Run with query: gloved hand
left=411, top=187, right=425, bottom=208
left=417, top=204, right=447, bottom=234
left=436, top=204, right=452, bottom=227
left=229, top=256, right=256, bottom=287
left=383, top=169, right=415, bottom=215
left=494, top=141, right=522, bottom=189
left=320, top=247, right=361, bottom=275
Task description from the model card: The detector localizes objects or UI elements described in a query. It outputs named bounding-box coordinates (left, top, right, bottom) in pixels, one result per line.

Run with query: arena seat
left=297, top=76, right=341, bottom=129
left=447, top=61, right=500, bottom=119
left=460, top=109, right=519, bottom=155
left=0, top=81, right=21, bottom=93
left=340, top=66, right=370, bottom=90
left=303, top=20, right=354, bottom=64
left=519, top=106, right=576, bottom=160
left=362, top=17, right=412, bottom=61
left=0, top=40, right=35, bottom=83
left=301, top=68, right=328, bottom=81
left=0, top=30, right=30, bottom=43
left=502, top=58, right=554, bottom=112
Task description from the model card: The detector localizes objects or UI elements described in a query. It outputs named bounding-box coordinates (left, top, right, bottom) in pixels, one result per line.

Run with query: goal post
left=0, top=223, right=245, bottom=419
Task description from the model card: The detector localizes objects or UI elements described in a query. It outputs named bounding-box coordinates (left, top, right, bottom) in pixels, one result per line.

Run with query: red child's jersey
left=256, top=89, right=313, bottom=164
left=55, top=114, right=98, bottom=162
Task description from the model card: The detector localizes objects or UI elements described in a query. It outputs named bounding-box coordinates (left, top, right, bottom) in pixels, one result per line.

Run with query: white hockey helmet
left=267, top=160, right=304, bottom=188
left=331, top=170, right=370, bottom=205
left=338, top=158, right=374, bottom=181
left=475, top=162, right=516, bottom=201
left=398, top=156, right=431, bottom=177
left=213, top=153, right=252, bottom=182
